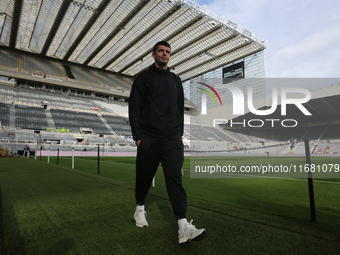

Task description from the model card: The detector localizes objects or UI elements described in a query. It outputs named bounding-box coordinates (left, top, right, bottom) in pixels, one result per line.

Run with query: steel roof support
left=102, top=4, right=182, bottom=70
left=118, top=15, right=203, bottom=74
left=9, top=0, right=23, bottom=49
left=40, top=0, right=71, bottom=56
left=82, top=0, right=151, bottom=66
left=62, top=0, right=111, bottom=61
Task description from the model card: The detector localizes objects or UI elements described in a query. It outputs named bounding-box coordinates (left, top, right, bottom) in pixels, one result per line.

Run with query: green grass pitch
left=1, top=156, right=340, bottom=254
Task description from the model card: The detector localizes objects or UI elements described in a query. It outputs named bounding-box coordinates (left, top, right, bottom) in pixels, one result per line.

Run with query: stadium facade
left=184, top=50, right=267, bottom=114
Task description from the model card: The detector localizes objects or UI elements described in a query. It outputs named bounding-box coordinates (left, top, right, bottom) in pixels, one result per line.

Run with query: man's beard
left=156, top=59, right=167, bottom=68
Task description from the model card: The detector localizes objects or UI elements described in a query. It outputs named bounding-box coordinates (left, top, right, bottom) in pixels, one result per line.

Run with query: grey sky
left=199, top=0, right=340, bottom=79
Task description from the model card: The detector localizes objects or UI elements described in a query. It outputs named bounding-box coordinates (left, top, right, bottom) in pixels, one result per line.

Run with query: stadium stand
left=68, top=95, right=97, bottom=110
left=185, top=124, right=231, bottom=141
left=14, top=132, right=36, bottom=143
left=41, top=144, right=97, bottom=152
left=41, top=132, right=76, bottom=144
left=114, top=137, right=135, bottom=146
left=0, top=49, right=18, bottom=68
left=102, top=115, right=131, bottom=136
left=50, top=109, right=111, bottom=134
left=91, top=100, right=115, bottom=113
left=0, top=0, right=282, bottom=157
left=86, top=135, right=106, bottom=145
left=204, top=126, right=239, bottom=142
left=16, top=87, right=69, bottom=107
left=183, top=127, right=196, bottom=140
left=110, top=101, right=129, bottom=116
left=21, top=55, right=63, bottom=77
left=327, top=141, right=340, bottom=154
left=290, top=142, right=306, bottom=154
left=96, top=72, right=132, bottom=91
left=15, top=105, right=49, bottom=130
left=68, top=66, right=101, bottom=85
left=0, top=50, right=130, bottom=97
left=0, top=131, right=11, bottom=143
left=2, top=78, right=338, bottom=156
left=0, top=129, right=38, bottom=154
left=230, top=131, right=253, bottom=142
left=184, top=114, right=191, bottom=124
left=8, top=143, right=38, bottom=154
left=102, top=135, right=119, bottom=145
left=243, top=134, right=260, bottom=143
left=245, top=125, right=340, bottom=142
left=17, top=87, right=46, bottom=105
left=0, top=102, right=10, bottom=127
left=113, top=146, right=137, bottom=152
left=0, top=82, right=14, bottom=100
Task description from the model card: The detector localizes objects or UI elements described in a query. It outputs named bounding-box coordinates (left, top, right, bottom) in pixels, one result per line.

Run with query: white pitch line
left=67, top=157, right=134, bottom=166
left=70, top=157, right=163, bottom=168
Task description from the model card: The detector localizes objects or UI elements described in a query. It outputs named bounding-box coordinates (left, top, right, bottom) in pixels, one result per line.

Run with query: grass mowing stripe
left=0, top=183, right=4, bottom=255
left=40, top=156, right=340, bottom=228
left=187, top=170, right=340, bottom=184
left=65, top=158, right=340, bottom=241
left=1, top=157, right=340, bottom=255
left=65, top=157, right=136, bottom=166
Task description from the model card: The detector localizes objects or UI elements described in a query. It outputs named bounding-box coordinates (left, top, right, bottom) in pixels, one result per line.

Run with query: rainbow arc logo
left=197, top=82, right=223, bottom=106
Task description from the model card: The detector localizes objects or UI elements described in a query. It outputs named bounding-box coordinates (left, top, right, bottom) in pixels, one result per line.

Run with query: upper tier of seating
left=0, top=49, right=133, bottom=94
left=0, top=50, right=17, bottom=68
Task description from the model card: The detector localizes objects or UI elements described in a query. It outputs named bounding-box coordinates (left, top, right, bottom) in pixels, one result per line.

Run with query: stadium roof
left=0, top=0, right=266, bottom=81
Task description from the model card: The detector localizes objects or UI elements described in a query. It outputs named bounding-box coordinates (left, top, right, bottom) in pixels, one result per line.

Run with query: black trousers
left=135, top=134, right=187, bottom=220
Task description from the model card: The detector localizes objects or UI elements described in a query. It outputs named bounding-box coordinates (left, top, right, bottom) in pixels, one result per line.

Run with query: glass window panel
left=88, top=0, right=142, bottom=66
left=108, top=7, right=195, bottom=72
left=0, top=15, right=11, bottom=45
left=0, top=14, right=5, bottom=32
left=30, top=0, right=62, bottom=53
left=91, top=0, right=161, bottom=67
left=0, top=0, right=14, bottom=16
left=16, top=0, right=42, bottom=49
left=54, top=1, right=101, bottom=59
left=70, top=0, right=127, bottom=62
left=47, top=4, right=80, bottom=56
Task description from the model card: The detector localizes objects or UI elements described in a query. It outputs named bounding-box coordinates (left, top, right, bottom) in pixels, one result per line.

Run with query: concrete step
left=35, top=133, right=41, bottom=147
left=45, top=108, right=56, bottom=130
left=8, top=104, right=15, bottom=128
left=97, top=113, right=116, bottom=135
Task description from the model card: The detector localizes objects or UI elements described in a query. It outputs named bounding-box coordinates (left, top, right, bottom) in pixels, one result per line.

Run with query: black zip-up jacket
left=129, top=64, right=184, bottom=141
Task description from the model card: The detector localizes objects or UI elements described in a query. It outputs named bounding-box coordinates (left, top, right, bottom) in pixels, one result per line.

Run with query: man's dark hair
left=153, top=41, right=171, bottom=53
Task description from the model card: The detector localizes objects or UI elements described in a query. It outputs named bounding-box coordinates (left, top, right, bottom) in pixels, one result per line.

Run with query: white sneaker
left=178, top=220, right=207, bottom=244
left=134, top=209, right=148, bottom=227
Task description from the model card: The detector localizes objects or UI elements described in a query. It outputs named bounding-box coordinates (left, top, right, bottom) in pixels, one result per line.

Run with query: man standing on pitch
left=129, top=41, right=207, bottom=244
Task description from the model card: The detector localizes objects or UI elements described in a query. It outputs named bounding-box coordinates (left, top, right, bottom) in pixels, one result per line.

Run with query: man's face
left=152, top=45, right=170, bottom=69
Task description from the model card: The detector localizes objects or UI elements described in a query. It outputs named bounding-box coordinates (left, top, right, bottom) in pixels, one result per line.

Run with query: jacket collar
left=149, top=63, right=170, bottom=73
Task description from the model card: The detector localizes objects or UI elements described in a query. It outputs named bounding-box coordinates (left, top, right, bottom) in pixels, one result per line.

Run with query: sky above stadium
left=198, top=0, right=340, bottom=79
